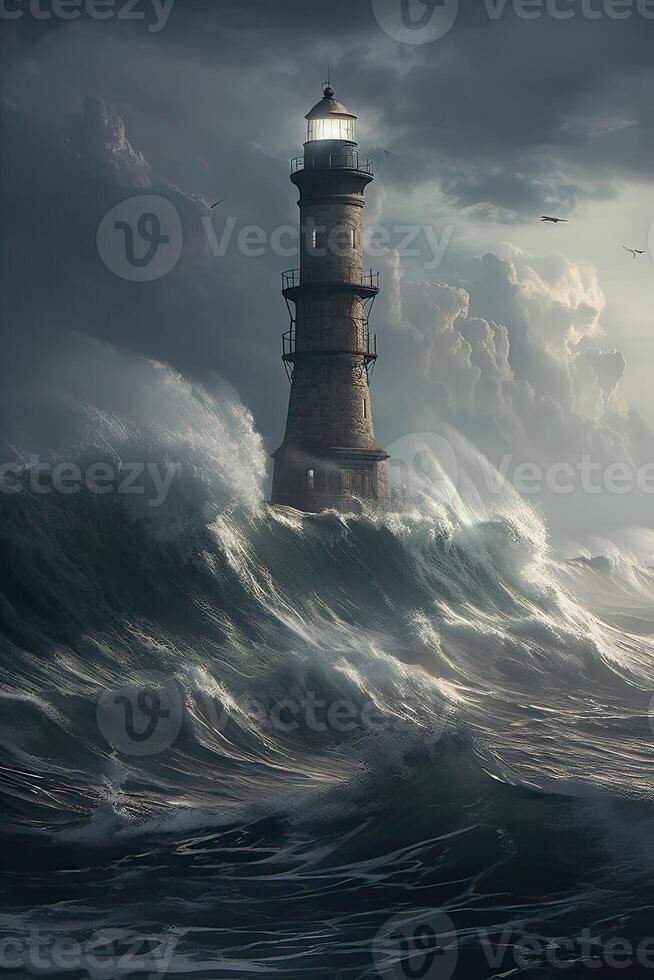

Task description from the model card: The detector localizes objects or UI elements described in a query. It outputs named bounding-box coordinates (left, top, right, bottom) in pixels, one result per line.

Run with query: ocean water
left=1, top=374, right=654, bottom=979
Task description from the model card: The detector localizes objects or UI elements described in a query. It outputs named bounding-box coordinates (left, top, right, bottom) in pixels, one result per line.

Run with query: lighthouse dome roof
left=305, top=88, right=357, bottom=121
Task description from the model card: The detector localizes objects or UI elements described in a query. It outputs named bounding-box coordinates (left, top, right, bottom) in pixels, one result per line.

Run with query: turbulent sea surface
left=1, top=376, right=654, bottom=979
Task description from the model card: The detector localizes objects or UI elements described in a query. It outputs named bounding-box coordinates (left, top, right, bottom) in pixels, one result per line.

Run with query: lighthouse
left=271, top=85, right=389, bottom=512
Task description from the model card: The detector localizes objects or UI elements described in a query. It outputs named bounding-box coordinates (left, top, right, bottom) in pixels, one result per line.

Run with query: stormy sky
left=1, top=0, right=653, bottom=539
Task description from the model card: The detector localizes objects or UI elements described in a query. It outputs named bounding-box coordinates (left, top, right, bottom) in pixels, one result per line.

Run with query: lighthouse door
left=342, top=469, right=371, bottom=496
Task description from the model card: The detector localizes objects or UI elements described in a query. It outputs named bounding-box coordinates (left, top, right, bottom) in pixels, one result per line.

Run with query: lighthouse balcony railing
left=282, top=269, right=379, bottom=291
left=282, top=329, right=295, bottom=358
left=290, top=151, right=374, bottom=176
left=282, top=328, right=377, bottom=359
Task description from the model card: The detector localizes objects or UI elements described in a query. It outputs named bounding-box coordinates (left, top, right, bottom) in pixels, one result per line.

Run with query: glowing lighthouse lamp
left=306, top=84, right=355, bottom=142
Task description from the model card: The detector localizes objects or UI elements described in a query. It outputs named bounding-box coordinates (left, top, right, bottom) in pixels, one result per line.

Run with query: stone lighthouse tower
left=271, top=85, right=389, bottom=512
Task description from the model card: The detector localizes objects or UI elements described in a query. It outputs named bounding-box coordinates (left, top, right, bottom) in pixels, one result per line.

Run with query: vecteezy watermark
left=97, top=195, right=183, bottom=282
left=98, top=195, right=454, bottom=281
left=484, top=0, right=654, bottom=21
left=203, top=216, right=454, bottom=271
left=206, top=693, right=445, bottom=744
left=0, top=0, right=175, bottom=31
left=96, top=679, right=446, bottom=757
left=372, top=0, right=654, bottom=45
left=97, top=670, right=185, bottom=757
left=0, top=456, right=178, bottom=507
left=373, top=909, right=458, bottom=979
left=0, top=929, right=179, bottom=979
left=373, top=912, right=654, bottom=977
left=372, top=0, right=460, bottom=45
left=384, top=431, right=654, bottom=502
left=487, top=455, right=654, bottom=496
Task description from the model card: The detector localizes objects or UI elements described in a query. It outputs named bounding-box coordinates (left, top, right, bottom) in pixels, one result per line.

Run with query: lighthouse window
left=362, top=398, right=367, bottom=419
left=351, top=228, right=356, bottom=249
left=306, top=468, right=315, bottom=491
left=307, top=117, right=354, bottom=142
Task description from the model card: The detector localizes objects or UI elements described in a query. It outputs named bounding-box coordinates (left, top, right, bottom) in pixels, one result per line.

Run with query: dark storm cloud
left=3, top=0, right=652, bottom=230
left=147, top=0, right=654, bottom=219
left=0, top=95, right=288, bottom=451
left=439, top=168, right=584, bottom=224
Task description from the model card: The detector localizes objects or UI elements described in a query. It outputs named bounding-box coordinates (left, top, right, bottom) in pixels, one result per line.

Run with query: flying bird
left=211, top=199, right=225, bottom=209
left=623, top=245, right=646, bottom=259
left=541, top=216, right=568, bottom=223
left=383, top=149, right=399, bottom=158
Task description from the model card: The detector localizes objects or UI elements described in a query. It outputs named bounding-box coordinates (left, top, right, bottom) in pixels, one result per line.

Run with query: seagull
left=383, top=149, right=399, bottom=158
left=541, top=216, right=568, bottom=223
left=623, top=245, right=646, bottom=259
left=211, top=199, right=225, bottom=209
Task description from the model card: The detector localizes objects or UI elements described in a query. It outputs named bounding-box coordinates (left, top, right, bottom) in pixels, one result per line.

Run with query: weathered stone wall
left=295, top=294, right=367, bottom=353
left=301, top=201, right=364, bottom=284
left=283, top=354, right=377, bottom=449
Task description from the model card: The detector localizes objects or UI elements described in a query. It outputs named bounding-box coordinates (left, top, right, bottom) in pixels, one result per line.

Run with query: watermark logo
left=0, top=930, right=179, bottom=979
left=484, top=0, right=654, bottom=22
left=373, top=909, right=458, bottom=979
left=95, top=678, right=446, bottom=758
left=371, top=0, right=654, bottom=42
left=649, top=218, right=654, bottom=262
left=97, top=195, right=182, bottom=282
left=373, top=912, right=654, bottom=976
left=100, top=197, right=454, bottom=282
left=382, top=433, right=654, bottom=503
left=97, top=670, right=184, bottom=756
left=0, top=456, right=178, bottom=508
left=372, top=0, right=459, bottom=44
left=384, top=432, right=460, bottom=507
left=202, top=215, right=453, bottom=271
left=0, top=0, right=176, bottom=32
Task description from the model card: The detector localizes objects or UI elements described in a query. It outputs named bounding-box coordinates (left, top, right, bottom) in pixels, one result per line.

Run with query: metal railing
left=290, top=151, right=374, bottom=176
left=282, top=269, right=301, bottom=290
left=359, top=270, right=380, bottom=290
left=283, top=328, right=295, bottom=358
left=282, top=325, right=377, bottom=359
left=282, top=269, right=380, bottom=291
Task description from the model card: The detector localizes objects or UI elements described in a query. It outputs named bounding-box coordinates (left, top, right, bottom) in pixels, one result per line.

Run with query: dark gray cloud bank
left=1, top=0, right=653, bottom=536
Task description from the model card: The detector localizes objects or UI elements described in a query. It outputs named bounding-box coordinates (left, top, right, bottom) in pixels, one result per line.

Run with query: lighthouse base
left=271, top=445, right=389, bottom=513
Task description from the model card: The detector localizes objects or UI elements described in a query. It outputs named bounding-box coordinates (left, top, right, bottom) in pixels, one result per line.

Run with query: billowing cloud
left=65, top=97, right=152, bottom=187
left=378, top=245, right=652, bottom=472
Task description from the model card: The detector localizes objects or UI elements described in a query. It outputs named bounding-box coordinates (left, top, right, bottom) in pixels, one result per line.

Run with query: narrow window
left=310, top=227, right=325, bottom=253
left=306, top=468, right=315, bottom=491
left=362, top=398, right=367, bottom=419
left=351, top=228, right=356, bottom=249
